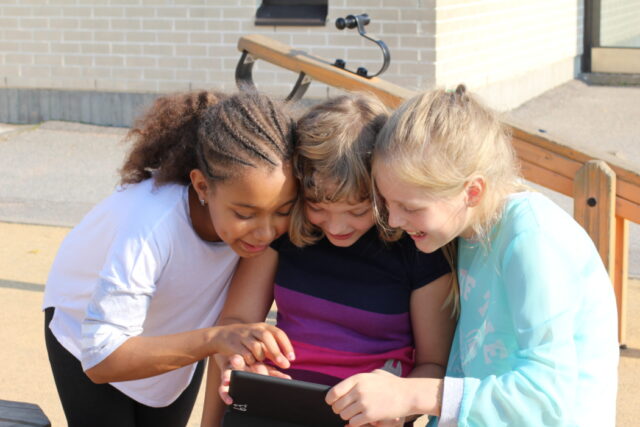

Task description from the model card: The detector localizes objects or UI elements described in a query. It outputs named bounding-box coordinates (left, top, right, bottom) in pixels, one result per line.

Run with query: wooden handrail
left=238, top=34, right=639, bottom=344
left=238, top=34, right=640, bottom=224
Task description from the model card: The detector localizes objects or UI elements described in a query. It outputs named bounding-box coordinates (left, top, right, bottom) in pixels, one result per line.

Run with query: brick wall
left=599, top=0, right=640, bottom=47
left=0, top=0, right=435, bottom=99
left=0, top=0, right=585, bottom=124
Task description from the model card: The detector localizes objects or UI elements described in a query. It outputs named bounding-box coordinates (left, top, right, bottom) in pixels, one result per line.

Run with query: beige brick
left=95, top=56, right=125, bottom=67
left=113, top=68, right=143, bottom=79
left=112, top=44, right=143, bottom=55
left=50, top=42, right=80, bottom=54
left=110, top=18, right=142, bottom=31
left=64, top=55, right=93, bottom=66
left=399, top=35, right=433, bottom=48
left=383, top=22, right=418, bottom=34
left=222, top=8, right=254, bottom=19
left=175, top=19, right=206, bottom=31
left=142, top=19, right=173, bottom=31
left=175, top=45, right=208, bottom=57
left=19, top=17, right=48, bottom=28
left=63, top=31, right=93, bottom=42
left=0, top=64, right=20, bottom=75
left=31, top=6, right=63, bottom=17
left=399, top=62, right=430, bottom=75
left=19, top=41, right=49, bottom=54
left=0, top=17, right=19, bottom=28
left=52, top=66, right=83, bottom=78
left=3, top=30, right=33, bottom=41
left=157, top=8, right=188, bottom=18
left=192, top=57, right=223, bottom=70
left=207, top=20, right=240, bottom=32
left=122, top=7, right=156, bottom=18
left=190, top=32, right=222, bottom=44
left=125, top=56, right=156, bottom=67
left=188, top=7, right=221, bottom=19
left=400, top=7, right=434, bottom=22
left=81, top=43, right=110, bottom=55
left=94, top=7, right=126, bottom=18
left=20, top=65, right=52, bottom=78
left=287, top=33, right=327, bottom=46
left=158, top=57, right=188, bottom=68
left=83, top=67, right=112, bottom=79
left=5, top=54, right=33, bottom=64
left=175, top=69, right=207, bottom=81
left=80, top=19, right=109, bottom=30
left=369, top=8, right=401, bottom=21
left=49, top=18, right=79, bottom=30
left=157, top=32, right=188, bottom=43
left=94, top=31, right=126, bottom=43
left=126, top=31, right=156, bottom=43
left=2, top=6, right=34, bottom=16
left=62, top=7, right=93, bottom=18
left=32, top=30, right=63, bottom=42
left=0, top=42, right=18, bottom=52
left=143, top=44, right=174, bottom=56
left=223, top=33, right=249, bottom=45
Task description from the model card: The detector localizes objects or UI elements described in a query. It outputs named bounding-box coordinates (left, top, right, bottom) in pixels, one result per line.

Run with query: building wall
left=599, top=0, right=640, bottom=47
left=0, top=0, right=584, bottom=125
left=434, top=0, right=584, bottom=110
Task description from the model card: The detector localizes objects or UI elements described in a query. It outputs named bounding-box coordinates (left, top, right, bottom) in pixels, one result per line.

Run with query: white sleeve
left=80, top=231, right=165, bottom=371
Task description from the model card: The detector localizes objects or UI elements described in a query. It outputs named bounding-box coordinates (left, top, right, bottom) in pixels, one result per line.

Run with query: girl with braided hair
left=42, top=90, right=298, bottom=427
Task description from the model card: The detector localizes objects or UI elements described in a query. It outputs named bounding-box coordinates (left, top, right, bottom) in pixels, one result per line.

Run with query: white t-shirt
left=43, top=178, right=239, bottom=407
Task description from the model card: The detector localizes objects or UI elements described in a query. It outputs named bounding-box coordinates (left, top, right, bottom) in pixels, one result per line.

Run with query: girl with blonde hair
left=326, top=85, right=619, bottom=427
left=203, top=93, right=456, bottom=426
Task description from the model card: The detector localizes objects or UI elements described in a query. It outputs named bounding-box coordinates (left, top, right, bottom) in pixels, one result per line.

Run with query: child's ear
left=189, top=169, right=211, bottom=200
left=465, top=177, right=485, bottom=207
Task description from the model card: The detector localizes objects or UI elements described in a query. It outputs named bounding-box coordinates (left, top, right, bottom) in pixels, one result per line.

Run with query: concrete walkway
left=0, top=79, right=638, bottom=426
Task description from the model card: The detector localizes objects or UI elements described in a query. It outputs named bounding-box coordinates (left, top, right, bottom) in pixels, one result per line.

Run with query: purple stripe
left=275, top=285, right=412, bottom=354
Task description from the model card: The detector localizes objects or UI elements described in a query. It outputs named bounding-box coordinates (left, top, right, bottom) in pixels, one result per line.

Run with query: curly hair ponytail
left=119, top=90, right=226, bottom=186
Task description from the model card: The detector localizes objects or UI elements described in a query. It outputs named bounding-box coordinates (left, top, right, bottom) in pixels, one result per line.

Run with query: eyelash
left=351, top=209, right=370, bottom=217
left=233, top=211, right=253, bottom=220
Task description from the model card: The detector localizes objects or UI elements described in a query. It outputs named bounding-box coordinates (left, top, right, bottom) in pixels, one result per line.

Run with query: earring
left=199, top=198, right=205, bottom=207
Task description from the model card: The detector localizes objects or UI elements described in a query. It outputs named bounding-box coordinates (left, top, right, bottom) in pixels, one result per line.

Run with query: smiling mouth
left=240, top=241, right=268, bottom=253
left=407, top=231, right=426, bottom=238
left=327, top=231, right=355, bottom=240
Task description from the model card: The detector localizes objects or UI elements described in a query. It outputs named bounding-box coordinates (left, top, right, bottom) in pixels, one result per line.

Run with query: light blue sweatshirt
left=433, top=192, right=619, bottom=427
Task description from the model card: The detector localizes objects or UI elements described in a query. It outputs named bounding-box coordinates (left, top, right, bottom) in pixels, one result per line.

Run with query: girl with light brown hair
left=205, top=93, right=456, bottom=426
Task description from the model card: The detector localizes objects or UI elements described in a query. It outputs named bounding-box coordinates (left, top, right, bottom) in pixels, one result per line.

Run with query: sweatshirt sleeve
left=80, top=231, right=166, bottom=371
left=455, top=229, right=580, bottom=426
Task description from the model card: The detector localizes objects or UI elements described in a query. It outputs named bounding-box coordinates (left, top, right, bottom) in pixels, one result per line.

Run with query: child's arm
left=84, top=319, right=292, bottom=383
left=325, top=273, right=456, bottom=425
left=201, top=248, right=287, bottom=426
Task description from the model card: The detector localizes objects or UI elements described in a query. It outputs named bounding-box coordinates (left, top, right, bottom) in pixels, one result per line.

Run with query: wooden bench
left=236, top=34, right=640, bottom=345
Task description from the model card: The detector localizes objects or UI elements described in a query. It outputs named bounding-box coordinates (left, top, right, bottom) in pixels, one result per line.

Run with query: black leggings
left=44, top=308, right=204, bottom=427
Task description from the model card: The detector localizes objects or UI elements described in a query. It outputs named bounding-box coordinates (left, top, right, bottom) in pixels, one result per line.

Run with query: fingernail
left=287, top=352, right=296, bottom=361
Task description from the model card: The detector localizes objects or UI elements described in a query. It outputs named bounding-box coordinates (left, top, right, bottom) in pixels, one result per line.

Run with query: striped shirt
left=271, top=227, right=450, bottom=385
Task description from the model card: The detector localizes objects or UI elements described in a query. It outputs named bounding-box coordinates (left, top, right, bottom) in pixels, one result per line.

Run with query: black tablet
left=223, top=370, right=345, bottom=427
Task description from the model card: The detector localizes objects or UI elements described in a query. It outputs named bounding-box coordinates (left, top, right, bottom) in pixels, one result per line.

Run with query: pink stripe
left=288, top=340, right=415, bottom=380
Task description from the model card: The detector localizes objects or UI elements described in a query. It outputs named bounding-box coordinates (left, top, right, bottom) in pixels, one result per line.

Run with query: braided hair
left=119, top=90, right=295, bottom=186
